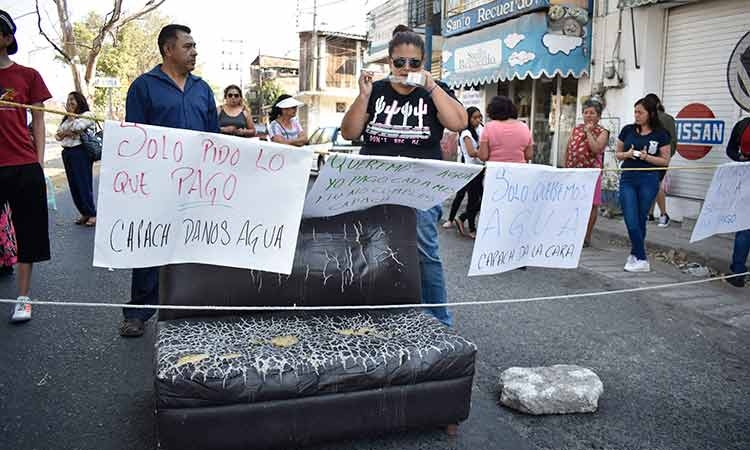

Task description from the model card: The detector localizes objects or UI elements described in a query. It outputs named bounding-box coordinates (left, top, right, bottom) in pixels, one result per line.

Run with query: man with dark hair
left=119, top=24, right=219, bottom=337
left=0, top=9, right=52, bottom=323
left=644, top=93, right=677, bottom=227
left=725, top=116, right=750, bottom=288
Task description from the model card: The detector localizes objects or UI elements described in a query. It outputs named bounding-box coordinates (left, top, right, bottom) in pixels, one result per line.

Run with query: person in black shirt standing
left=341, top=25, right=466, bottom=326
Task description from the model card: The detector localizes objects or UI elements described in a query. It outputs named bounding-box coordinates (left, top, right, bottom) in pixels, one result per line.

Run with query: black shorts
left=658, top=169, right=667, bottom=182
left=0, top=163, right=50, bottom=263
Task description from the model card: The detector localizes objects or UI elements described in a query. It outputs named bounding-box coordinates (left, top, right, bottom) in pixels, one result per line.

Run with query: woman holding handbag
left=56, top=91, right=97, bottom=227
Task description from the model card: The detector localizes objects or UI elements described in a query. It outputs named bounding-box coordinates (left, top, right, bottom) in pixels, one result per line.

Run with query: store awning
left=441, top=12, right=591, bottom=88
left=617, top=0, right=658, bottom=7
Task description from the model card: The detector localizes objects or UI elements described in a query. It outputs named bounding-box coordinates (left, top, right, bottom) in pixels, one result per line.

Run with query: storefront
left=441, top=3, right=592, bottom=166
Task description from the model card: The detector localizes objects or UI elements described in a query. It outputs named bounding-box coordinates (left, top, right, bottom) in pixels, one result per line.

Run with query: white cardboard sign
left=93, top=121, right=312, bottom=274
left=303, top=153, right=483, bottom=217
left=469, top=162, right=600, bottom=276
left=690, top=162, right=750, bottom=243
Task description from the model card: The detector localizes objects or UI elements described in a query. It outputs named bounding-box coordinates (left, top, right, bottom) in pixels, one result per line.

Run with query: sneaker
left=624, top=254, right=636, bottom=269
left=10, top=297, right=32, bottom=323
left=441, top=221, right=453, bottom=229
left=625, top=259, right=651, bottom=273
left=648, top=214, right=655, bottom=222
left=727, top=273, right=746, bottom=288
left=657, top=215, right=670, bottom=228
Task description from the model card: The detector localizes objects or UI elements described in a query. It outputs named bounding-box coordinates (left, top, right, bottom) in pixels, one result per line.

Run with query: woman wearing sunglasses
left=341, top=24, right=467, bottom=328
left=218, top=84, right=256, bottom=137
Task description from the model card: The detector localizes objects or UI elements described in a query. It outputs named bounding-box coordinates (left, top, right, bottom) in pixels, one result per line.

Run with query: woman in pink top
left=478, top=96, right=533, bottom=163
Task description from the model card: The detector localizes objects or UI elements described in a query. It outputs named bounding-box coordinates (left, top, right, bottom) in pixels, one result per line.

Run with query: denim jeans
left=619, top=172, right=660, bottom=261
left=731, top=229, right=750, bottom=275
left=416, top=205, right=452, bottom=327
left=123, top=267, right=158, bottom=321
left=61, top=145, right=96, bottom=217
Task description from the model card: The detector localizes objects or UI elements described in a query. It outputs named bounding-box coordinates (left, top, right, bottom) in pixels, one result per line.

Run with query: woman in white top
left=55, top=91, right=97, bottom=226
left=443, top=106, right=484, bottom=238
left=267, top=95, right=307, bottom=146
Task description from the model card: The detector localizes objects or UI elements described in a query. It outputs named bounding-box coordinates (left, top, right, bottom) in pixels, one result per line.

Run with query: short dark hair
left=388, top=25, right=424, bottom=59
left=269, top=94, right=292, bottom=122
left=644, top=93, right=665, bottom=112
left=158, top=24, right=191, bottom=58
left=487, top=95, right=518, bottom=121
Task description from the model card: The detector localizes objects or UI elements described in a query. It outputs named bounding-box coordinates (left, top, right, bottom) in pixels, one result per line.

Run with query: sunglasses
left=226, top=93, right=241, bottom=98
left=392, top=57, right=422, bottom=69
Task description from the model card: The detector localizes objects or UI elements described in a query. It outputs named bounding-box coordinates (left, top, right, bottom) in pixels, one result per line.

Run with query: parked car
left=306, top=126, right=363, bottom=173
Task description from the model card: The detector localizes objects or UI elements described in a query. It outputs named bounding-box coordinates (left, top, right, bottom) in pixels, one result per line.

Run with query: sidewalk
left=592, top=215, right=737, bottom=274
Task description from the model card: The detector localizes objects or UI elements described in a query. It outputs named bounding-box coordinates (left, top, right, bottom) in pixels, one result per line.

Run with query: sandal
left=74, top=216, right=89, bottom=225
left=119, top=318, right=145, bottom=337
left=84, top=217, right=96, bottom=227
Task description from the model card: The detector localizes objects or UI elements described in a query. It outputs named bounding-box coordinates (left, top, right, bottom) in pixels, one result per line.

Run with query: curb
left=593, top=227, right=733, bottom=273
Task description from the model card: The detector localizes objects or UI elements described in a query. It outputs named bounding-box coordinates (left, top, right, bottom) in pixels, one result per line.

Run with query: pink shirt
left=480, top=119, right=533, bottom=163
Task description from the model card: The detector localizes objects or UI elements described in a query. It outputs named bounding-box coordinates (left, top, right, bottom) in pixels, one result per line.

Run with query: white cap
left=276, top=97, right=305, bottom=109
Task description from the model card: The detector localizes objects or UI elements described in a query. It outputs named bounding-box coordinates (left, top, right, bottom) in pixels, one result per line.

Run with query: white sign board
left=690, top=162, right=750, bottom=242
left=93, top=77, right=121, bottom=88
left=93, top=121, right=312, bottom=274
left=303, top=153, right=483, bottom=217
left=469, top=162, right=600, bottom=276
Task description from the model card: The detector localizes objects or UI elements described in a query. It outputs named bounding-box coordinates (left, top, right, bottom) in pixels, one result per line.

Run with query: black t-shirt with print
left=361, top=79, right=458, bottom=160
left=618, top=124, right=671, bottom=169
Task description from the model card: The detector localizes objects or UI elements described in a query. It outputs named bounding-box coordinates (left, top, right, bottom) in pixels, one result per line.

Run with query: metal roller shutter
left=662, top=0, right=750, bottom=200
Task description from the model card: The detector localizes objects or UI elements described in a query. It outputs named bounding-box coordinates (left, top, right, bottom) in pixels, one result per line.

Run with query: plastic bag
left=45, top=175, right=57, bottom=211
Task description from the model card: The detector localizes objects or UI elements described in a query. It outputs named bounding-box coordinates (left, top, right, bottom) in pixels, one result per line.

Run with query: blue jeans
left=123, top=267, right=158, bottom=321
left=731, top=229, right=750, bottom=275
left=61, top=145, right=96, bottom=217
left=416, top=205, right=452, bottom=327
left=619, top=173, right=660, bottom=261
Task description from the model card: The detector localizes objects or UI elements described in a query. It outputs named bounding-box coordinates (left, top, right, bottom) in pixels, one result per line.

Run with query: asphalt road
left=1, top=180, right=749, bottom=450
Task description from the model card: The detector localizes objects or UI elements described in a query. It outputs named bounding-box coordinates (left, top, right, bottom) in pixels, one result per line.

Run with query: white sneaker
left=625, top=259, right=651, bottom=273
left=657, top=215, right=670, bottom=228
left=10, top=296, right=32, bottom=323
left=624, top=254, right=636, bottom=269
left=441, top=221, right=453, bottom=229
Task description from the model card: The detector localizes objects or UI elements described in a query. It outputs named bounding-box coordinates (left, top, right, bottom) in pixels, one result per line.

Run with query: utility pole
left=310, top=0, right=318, bottom=92
left=424, top=0, right=432, bottom=72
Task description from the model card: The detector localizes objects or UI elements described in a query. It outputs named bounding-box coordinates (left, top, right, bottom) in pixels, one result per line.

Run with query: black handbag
left=82, top=122, right=103, bottom=162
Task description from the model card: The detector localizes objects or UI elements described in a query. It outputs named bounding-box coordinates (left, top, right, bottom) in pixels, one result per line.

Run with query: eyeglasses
left=392, top=57, right=422, bottom=69
left=226, top=93, right=241, bottom=98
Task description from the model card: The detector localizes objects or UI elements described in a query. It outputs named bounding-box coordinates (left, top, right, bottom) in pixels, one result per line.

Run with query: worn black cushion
left=158, top=205, right=420, bottom=321
left=155, top=310, right=476, bottom=409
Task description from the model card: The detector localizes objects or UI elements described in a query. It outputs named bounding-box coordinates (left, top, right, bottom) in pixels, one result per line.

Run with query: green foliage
left=73, top=11, right=170, bottom=117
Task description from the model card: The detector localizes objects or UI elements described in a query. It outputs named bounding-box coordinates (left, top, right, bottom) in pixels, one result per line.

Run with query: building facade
left=591, top=0, right=750, bottom=221
left=440, top=0, right=592, bottom=167
left=297, top=30, right=368, bottom=134
left=248, top=55, right=300, bottom=124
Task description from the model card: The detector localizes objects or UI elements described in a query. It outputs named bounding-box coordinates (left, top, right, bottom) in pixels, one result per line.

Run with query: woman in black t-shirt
left=615, top=97, right=671, bottom=273
left=340, top=25, right=466, bottom=327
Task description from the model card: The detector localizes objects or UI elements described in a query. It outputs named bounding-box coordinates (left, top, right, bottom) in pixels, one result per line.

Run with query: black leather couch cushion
left=155, top=309, right=476, bottom=408
left=158, top=205, right=420, bottom=321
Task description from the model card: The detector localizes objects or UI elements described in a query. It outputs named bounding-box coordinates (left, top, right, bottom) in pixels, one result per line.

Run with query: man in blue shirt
left=119, top=24, right=219, bottom=337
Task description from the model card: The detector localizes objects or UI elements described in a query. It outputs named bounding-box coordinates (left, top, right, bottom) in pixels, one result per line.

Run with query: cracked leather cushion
left=155, top=310, right=477, bottom=408
left=158, top=205, right=420, bottom=321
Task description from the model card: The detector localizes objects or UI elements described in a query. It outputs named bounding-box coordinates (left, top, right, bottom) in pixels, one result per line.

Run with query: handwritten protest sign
left=303, top=153, right=483, bottom=217
left=690, top=162, right=750, bottom=243
left=469, top=163, right=600, bottom=276
left=93, top=121, right=312, bottom=274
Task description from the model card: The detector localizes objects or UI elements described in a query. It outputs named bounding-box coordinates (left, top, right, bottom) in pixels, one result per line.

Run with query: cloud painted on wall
left=503, top=33, right=525, bottom=49
left=542, top=34, right=583, bottom=55
left=508, top=51, right=536, bottom=67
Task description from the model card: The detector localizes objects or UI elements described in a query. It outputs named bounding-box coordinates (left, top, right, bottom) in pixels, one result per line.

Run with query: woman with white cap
left=267, top=94, right=307, bottom=146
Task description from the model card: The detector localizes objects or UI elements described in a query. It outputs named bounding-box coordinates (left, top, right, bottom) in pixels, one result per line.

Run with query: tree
left=247, top=79, right=284, bottom=122
left=72, top=11, right=169, bottom=116
left=35, top=0, right=167, bottom=97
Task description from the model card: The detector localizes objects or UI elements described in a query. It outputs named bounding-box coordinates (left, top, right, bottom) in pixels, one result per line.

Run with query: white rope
left=1, top=272, right=747, bottom=312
